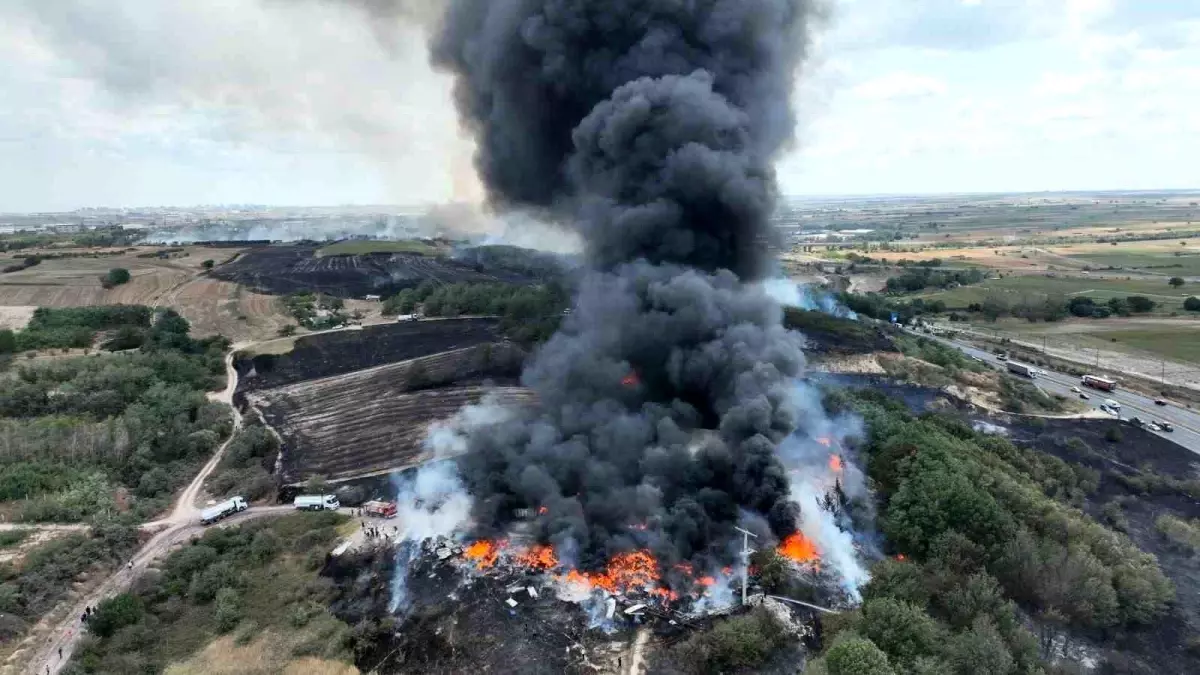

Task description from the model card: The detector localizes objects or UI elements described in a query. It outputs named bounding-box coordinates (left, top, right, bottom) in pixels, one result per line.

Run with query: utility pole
left=734, top=527, right=758, bottom=607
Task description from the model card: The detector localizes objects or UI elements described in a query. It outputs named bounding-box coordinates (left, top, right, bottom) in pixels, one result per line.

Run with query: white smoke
left=760, top=278, right=858, bottom=319
left=774, top=382, right=872, bottom=600
left=388, top=393, right=522, bottom=611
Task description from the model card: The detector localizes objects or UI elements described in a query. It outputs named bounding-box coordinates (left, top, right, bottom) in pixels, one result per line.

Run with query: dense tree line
left=886, top=266, right=987, bottom=294
left=384, top=281, right=568, bottom=344
left=0, top=309, right=231, bottom=522
left=968, top=294, right=1159, bottom=322
left=0, top=305, right=153, bottom=353
left=804, top=390, right=1174, bottom=674
left=204, top=423, right=279, bottom=501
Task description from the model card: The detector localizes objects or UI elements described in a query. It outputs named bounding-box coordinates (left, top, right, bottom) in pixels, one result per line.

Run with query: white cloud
left=851, top=72, right=948, bottom=101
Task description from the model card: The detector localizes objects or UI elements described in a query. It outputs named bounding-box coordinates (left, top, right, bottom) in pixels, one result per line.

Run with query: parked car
left=1160, top=421, right=1175, bottom=432
left=1079, top=392, right=1089, bottom=400
left=1155, top=399, right=1168, bottom=406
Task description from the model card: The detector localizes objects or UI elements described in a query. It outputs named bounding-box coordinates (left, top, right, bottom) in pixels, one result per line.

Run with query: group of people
left=360, top=521, right=395, bottom=539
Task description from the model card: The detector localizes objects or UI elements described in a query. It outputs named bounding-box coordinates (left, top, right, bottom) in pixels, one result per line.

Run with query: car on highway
left=996, top=354, right=1008, bottom=361
left=1149, top=421, right=1162, bottom=432
left=1155, top=399, right=1168, bottom=406
left=1160, top=421, right=1175, bottom=432
left=1105, top=399, right=1121, bottom=412
left=1079, top=392, right=1090, bottom=400
left=1070, top=386, right=1081, bottom=393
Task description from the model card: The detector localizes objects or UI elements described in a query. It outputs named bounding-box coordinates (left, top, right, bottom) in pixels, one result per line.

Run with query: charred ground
left=210, top=243, right=563, bottom=298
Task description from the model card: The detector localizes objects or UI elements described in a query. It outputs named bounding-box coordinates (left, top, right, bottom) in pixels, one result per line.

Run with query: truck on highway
left=362, top=500, right=398, bottom=518
left=294, top=494, right=340, bottom=511
left=1082, top=374, right=1117, bottom=392
left=201, top=496, right=248, bottom=525
left=1006, top=361, right=1036, bottom=378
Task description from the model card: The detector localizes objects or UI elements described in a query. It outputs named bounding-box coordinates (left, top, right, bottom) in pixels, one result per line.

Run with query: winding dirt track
left=23, top=350, right=289, bottom=675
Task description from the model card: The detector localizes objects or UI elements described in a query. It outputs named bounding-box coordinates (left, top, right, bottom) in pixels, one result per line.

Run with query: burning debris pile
left=374, top=0, right=874, bottom=644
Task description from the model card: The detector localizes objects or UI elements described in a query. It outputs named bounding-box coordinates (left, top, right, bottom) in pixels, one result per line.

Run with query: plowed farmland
left=249, top=344, right=531, bottom=482
left=210, top=244, right=542, bottom=298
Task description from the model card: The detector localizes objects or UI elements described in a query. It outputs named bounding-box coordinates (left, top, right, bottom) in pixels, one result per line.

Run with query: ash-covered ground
left=235, top=318, right=508, bottom=394
left=211, top=243, right=562, bottom=298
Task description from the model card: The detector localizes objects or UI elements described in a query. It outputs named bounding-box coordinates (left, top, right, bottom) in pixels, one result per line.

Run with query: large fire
left=777, top=532, right=820, bottom=564
left=829, top=454, right=843, bottom=473
left=462, top=540, right=725, bottom=602
left=464, top=539, right=504, bottom=569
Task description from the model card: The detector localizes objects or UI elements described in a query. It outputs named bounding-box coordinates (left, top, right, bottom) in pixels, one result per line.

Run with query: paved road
left=914, top=330, right=1200, bottom=455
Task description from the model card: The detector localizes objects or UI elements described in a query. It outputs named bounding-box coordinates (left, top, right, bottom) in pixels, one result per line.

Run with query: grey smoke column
left=435, top=0, right=822, bottom=572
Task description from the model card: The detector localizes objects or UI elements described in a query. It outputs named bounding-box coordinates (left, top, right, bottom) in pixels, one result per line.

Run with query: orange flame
left=515, top=544, right=558, bottom=570
left=816, top=436, right=832, bottom=447
left=621, top=371, right=639, bottom=387
left=829, top=454, right=844, bottom=473
left=777, top=532, right=820, bottom=564
left=537, top=506, right=548, bottom=515
left=464, top=539, right=504, bottom=569
left=896, top=553, right=906, bottom=562
left=721, top=566, right=733, bottom=576
left=697, top=576, right=716, bottom=586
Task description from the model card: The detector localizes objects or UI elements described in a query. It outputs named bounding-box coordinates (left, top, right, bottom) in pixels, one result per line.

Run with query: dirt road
left=24, top=348, right=265, bottom=675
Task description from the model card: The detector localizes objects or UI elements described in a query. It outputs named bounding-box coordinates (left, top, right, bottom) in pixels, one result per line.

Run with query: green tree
left=1184, top=296, right=1200, bottom=312
left=87, top=593, right=144, bottom=638
left=946, top=618, right=1013, bottom=675
left=826, top=636, right=895, bottom=675
left=859, top=598, right=943, bottom=667
left=105, top=268, right=131, bottom=286
left=201, top=259, right=215, bottom=270
left=0, top=329, right=15, bottom=354
left=1169, top=276, right=1185, bottom=288
left=1126, top=296, right=1156, bottom=313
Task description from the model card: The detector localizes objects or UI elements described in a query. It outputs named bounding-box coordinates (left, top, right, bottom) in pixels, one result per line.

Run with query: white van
left=294, top=494, right=340, bottom=511
left=1105, top=399, right=1120, bottom=412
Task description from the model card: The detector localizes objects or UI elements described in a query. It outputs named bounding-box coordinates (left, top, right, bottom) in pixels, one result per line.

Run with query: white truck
left=294, top=494, right=340, bottom=511
left=200, top=496, right=248, bottom=525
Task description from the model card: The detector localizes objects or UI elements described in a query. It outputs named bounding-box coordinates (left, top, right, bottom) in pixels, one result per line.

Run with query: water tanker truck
left=294, top=494, right=340, bottom=511
left=200, top=496, right=248, bottom=525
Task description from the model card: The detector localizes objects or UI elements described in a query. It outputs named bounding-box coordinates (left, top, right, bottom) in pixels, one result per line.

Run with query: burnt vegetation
left=209, top=242, right=561, bottom=298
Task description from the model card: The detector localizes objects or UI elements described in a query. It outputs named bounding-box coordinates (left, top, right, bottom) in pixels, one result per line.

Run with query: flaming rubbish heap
left=388, top=0, right=870, bottom=612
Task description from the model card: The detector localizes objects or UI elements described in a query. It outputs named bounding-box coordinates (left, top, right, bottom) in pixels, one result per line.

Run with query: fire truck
left=362, top=500, right=398, bottom=518
left=1081, top=374, right=1117, bottom=392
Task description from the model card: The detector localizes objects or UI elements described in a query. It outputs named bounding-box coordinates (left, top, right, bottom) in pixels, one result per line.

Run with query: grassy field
left=1067, top=251, right=1200, bottom=276
left=316, top=239, right=443, bottom=257
left=967, top=318, right=1200, bottom=367
left=917, top=274, right=1193, bottom=310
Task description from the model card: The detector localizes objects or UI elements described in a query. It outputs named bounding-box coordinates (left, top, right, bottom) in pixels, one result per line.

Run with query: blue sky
left=1, top=0, right=1197, bottom=211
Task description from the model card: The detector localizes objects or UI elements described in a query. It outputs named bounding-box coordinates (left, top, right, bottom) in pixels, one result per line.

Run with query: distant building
left=364, top=294, right=381, bottom=301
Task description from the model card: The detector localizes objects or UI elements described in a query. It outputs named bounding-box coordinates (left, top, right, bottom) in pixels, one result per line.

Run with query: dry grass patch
left=164, top=633, right=359, bottom=675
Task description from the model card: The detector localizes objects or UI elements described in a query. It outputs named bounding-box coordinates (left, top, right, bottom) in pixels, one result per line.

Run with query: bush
left=858, top=598, right=943, bottom=667
left=1155, top=514, right=1200, bottom=553
left=214, top=587, right=243, bottom=633
left=1105, top=426, right=1123, bottom=443
left=87, top=593, right=144, bottom=638
left=1185, top=296, right=1200, bottom=312
left=671, top=608, right=788, bottom=673
left=102, top=268, right=131, bottom=288
left=825, top=636, right=895, bottom=675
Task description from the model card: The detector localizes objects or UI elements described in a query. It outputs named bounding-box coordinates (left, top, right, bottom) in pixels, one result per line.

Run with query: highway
left=914, top=330, right=1200, bottom=456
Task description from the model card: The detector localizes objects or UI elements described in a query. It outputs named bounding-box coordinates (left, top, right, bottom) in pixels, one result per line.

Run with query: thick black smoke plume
left=435, top=0, right=823, bottom=572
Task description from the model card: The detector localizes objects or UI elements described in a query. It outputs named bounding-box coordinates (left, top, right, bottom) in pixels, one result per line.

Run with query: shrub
left=671, top=608, right=788, bottom=674
left=825, top=636, right=895, bottom=675
left=1155, top=514, right=1200, bottom=553
left=1105, top=426, right=1123, bottom=443
left=1185, top=296, right=1200, bottom=312
left=214, top=587, right=243, bottom=633
left=87, top=593, right=144, bottom=638
left=102, top=268, right=131, bottom=288
left=858, top=598, right=943, bottom=667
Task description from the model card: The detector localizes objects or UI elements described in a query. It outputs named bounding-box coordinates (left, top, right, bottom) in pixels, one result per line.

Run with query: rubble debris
left=506, top=598, right=519, bottom=608
left=624, top=604, right=647, bottom=616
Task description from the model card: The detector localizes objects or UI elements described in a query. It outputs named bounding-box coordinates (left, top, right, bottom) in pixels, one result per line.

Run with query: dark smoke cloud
left=436, top=0, right=823, bottom=573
